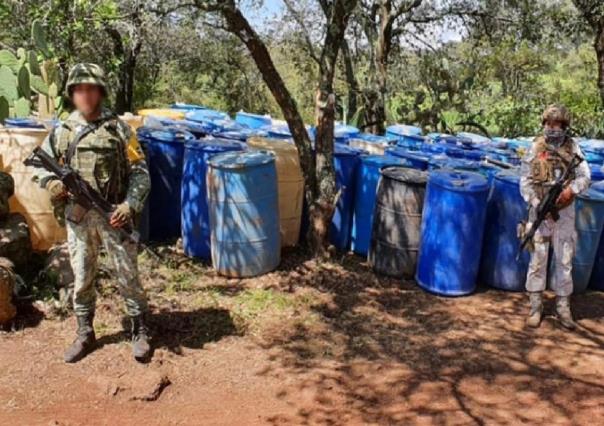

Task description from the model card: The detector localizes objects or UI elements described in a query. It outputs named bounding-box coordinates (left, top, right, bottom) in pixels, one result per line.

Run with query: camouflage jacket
left=520, top=135, right=591, bottom=206
left=34, top=108, right=150, bottom=213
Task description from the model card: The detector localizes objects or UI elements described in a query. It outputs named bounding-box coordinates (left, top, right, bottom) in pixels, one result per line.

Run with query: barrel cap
left=429, top=170, right=489, bottom=192
left=208, top=150, right=274, bottom=169
left=381, top=166, right=427, bottom=184
left=185, top=137, right=245, bottom=153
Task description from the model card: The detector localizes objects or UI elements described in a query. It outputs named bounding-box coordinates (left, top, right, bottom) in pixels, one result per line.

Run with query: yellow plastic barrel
left=137, top=109, right=185, bottom=121
left=0, top=127, right=67, bottom=251
left=247, top=137, right=304, bottom=247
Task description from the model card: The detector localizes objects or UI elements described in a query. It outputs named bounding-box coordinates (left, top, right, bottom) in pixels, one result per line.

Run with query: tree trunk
left=341, top=39, right=358, bottom=120
left=596, top=27, right=604, bottom=108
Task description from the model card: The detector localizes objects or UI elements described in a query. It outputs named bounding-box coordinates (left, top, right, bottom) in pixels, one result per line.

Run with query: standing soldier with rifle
left=32, top=63, right=152, bottom=362
left=520, top=104, right=590, bottom=329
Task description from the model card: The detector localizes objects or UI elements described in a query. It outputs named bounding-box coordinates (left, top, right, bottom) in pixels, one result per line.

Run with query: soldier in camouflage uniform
left=520, top=104, right=591, bottom=330
left=33, top=63, right=152, bottom=362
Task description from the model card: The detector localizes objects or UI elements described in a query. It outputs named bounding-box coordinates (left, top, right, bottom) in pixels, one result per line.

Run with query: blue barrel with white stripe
left=416, top=171, right=489, bottom=296
left=385, top=147, right=430, bottom=170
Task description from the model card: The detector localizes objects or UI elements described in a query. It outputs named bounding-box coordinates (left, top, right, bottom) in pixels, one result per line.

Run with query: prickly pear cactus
left=0, top=19, right=62, bottom=123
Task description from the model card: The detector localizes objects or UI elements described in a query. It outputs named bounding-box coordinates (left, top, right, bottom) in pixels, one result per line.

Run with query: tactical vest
left=530, top=136, right=575, bottom=198
left=51, top=116, right=130, bottom=204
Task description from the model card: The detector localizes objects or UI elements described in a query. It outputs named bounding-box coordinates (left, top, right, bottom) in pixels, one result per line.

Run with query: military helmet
left=542, top=104, right=571, bottom=128
left=65, top=63, right=107, bottom=97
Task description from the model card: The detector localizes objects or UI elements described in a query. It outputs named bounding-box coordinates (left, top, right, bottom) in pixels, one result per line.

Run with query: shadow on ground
left=253, top=253, right=604, bottom=425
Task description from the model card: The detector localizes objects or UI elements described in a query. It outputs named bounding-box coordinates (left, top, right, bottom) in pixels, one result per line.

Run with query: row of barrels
left=368, top=166, right=604, bottom=295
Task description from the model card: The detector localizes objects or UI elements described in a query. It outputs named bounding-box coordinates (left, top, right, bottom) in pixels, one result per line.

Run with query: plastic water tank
left=351, top=155, right=411, bottom=256
left=369, top=167, right=428, bottom=278
left=572, top=187, right=604, bottom=292
left=247, top=137, right=304, bottom=247
left=207, top=151, right=281, bottom=277
left=478, top=173, right=530, bottom=291
left=416, top=171, right=489, bottom=296
left=181, top=138, right=245, bottom=259
left=330, top=144, right=360, bottom=251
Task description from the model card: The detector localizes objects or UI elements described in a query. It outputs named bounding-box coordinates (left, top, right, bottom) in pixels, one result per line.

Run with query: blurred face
left=544, top=120, right=563, bottom=132
left=71, top=84, right=103, bottom=117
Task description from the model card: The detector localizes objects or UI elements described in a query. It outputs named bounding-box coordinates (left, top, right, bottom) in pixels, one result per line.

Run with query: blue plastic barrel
left=589, top=182, right=604, bottom=290
left=181, top=138, right=245, bottom=259
left=170, top=103, right=207, bottom=111
left=207, top=151, right=281, bottom=277
left=585, top=152, right=604, bottom=165
left=397, top=134, right=425, bottom=150
left=416, top=171, right=489, bottom=296
left=351, top=155, right=410, bottom=256
left=590, top=165, right=604, bottom=182
left=186, top=109, right=230, bottom=123
left=572, top=187, right=604, bottom=293
left=142, top=128, right=194, bottom=242
left=462, top=149, right=485, bottom=161
left=385, top=148, right=430, bottom=170
left=235, top=111, right=272, bottom=129
left=478, top=173, right=530, bottom=291
left=330, top=145, right=361, bottom=250
left=421, top=143, right=449, bottom=155
left=386, top=124, right=422, bottom=138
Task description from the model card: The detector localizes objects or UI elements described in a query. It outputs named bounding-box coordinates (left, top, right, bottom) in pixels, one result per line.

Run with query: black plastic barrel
left=368, top=167, right=428, bottom=278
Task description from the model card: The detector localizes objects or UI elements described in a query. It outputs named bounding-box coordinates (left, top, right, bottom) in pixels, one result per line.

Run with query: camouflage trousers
left=66, top=209, right=148, bottom=317
left=525, top=203, right=576, bottom=297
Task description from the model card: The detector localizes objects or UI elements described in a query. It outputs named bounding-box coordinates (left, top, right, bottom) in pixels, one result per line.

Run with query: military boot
left=131, top=314, right=151, bottom=361
left=526, top=292, right=543, bottom=328
left=64, top=314, right=96, bottom=363
left=556, top=296, right=576, bottom=330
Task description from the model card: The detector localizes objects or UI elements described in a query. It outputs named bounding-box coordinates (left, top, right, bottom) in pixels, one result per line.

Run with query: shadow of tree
left=254, top=253, right=604, bottom=425
left=96, top=308, right=239, bottom=357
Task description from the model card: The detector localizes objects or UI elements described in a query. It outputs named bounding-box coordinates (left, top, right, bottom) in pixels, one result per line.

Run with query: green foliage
left=13, top=97, right=31, bottom=117
left=0, top=65, right=18, bottom=102
left=17, top=66, right=30, bottom=98
left=31, top=19, right=50, bottom=58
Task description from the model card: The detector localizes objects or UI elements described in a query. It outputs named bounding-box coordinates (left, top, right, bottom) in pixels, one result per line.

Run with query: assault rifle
left=518, top=153, right=583, bottom=256
left=23, top=146, right=161, bottom=262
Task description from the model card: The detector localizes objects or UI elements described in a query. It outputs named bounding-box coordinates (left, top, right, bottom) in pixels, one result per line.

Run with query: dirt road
left=1, top=253, right=603, bottom=425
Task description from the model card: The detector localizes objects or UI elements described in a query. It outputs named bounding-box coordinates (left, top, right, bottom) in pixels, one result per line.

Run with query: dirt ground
left=1, top=249, right=604, bottom=426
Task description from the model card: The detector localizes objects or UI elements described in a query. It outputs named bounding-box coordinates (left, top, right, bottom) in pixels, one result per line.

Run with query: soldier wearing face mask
left=519, top=104, right=591, bottom=329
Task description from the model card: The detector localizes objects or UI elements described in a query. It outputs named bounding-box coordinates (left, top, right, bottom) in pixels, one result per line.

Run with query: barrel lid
left=361, top=155, right=409, bottom=168
left=334, top=124, right=360, bottom=137
left=208, top=150, right=274, bottom=169
left=421, top=143, right=449, bottom=154
left=445, top=159, right=480, bottom=171
left=381, top=166, right=427, bottom=184
left=386, top=124, right=423, bottom=137
left=429, top=170, right=489, bottom=192
left=386, top=147, right=430, bottom=162
left=185, top=109, right=230, bottom=123
left=579, top=186, right=604, bottom=202
left=185, top=137, right=244, bottom=153
left=138, top=127, right=194, bottom=143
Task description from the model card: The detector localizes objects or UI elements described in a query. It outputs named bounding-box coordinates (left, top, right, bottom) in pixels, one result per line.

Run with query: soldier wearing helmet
left=33, top=63, right=152, bottom=362
left=519, top=104, right=591, bottom=329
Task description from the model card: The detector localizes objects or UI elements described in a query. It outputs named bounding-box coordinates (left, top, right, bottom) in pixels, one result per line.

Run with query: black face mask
left=545, top=128, right=566, bottom=147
